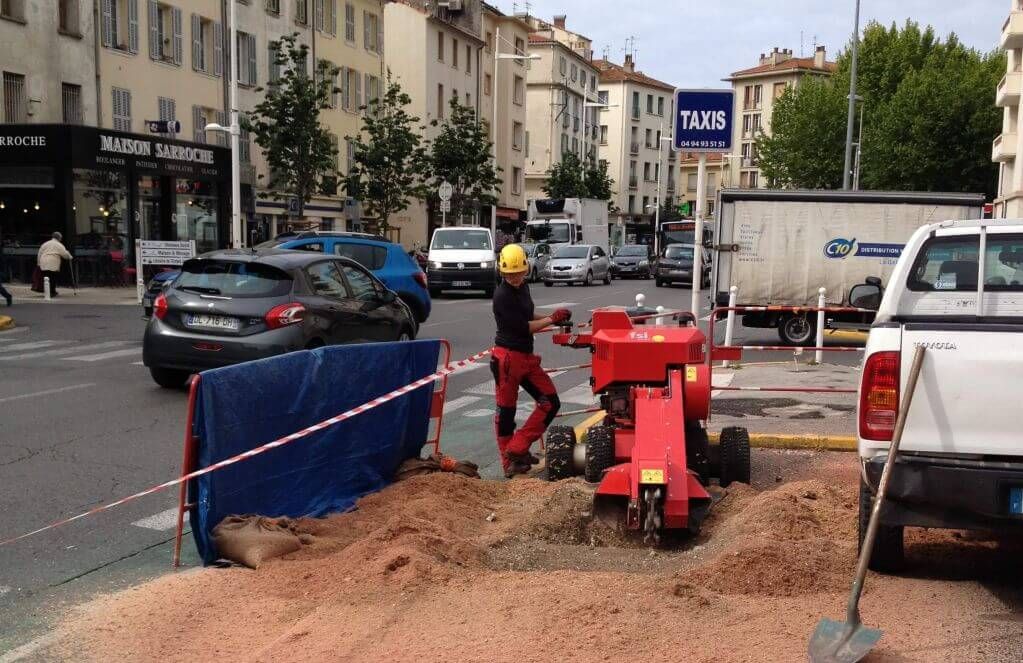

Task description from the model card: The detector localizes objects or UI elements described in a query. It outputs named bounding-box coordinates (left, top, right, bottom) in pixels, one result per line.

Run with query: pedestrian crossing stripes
left=64, top=347, right=142, bottom=362
left=0, top=341, right=124, bottom=361
left=0, top=338, right=141, bottom=363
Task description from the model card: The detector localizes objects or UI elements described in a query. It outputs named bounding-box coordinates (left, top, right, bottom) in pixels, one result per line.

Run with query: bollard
left=636, top=293, right=645, bottom=309
left=815, top=287, right=826, bottom=364
left=723, top=285, right=738, bottom=368
left=655, top=305, right=665, bottom=326
left=43, top=277, right=51, bottom=301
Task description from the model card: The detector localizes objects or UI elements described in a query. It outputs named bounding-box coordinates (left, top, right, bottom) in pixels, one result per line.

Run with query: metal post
left=815, top=287, right=826, bottom=364
left=691, top=152, right=707, bottom=316
left=227, top=0, right=242, bottom=247
left=490, top=25, right=500, bottom=238
left=853, top=103, right=864, bottom=190
left=43, top=277, right=51, bottom=301
left=655, top=305, right=665, bottom=326
left=723, top=285, right=738, bottom=368
left=654, top=121, right=664, bottom=255
left=842, top=0, right=861, bottom=190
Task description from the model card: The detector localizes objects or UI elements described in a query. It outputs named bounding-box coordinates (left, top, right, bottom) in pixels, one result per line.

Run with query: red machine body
left=552, top=309, right=715, bottom=537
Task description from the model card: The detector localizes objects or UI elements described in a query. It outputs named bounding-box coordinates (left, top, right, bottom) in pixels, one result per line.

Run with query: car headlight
left=431, top=261, right=443, bottom=269
left=480, top=260, right=495, bottom=269
left=575, top=263, right=586, bottom=269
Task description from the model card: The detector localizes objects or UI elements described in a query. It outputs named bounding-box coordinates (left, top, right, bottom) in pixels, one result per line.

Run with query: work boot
left=503, top=459, right=531, bottom=479
left=526, top=452, right=541, bottom=465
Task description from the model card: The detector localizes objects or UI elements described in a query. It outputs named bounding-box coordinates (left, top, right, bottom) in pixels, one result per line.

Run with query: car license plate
left=1010, top=487, right=1023, bottom=515
left=185, top=314, right=239, bottom=331
left=452, top=280, right=471, bottom=287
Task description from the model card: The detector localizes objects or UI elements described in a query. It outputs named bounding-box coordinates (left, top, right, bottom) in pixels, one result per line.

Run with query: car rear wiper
left=178, top=285, right=222, bottom=295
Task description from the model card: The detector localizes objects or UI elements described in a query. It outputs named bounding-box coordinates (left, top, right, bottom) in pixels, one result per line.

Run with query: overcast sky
left=493, top=0, right=1007, bottom=87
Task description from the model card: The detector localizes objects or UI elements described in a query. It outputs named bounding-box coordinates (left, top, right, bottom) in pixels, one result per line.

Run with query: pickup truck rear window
left=908, top=234, right=1023, bottom=292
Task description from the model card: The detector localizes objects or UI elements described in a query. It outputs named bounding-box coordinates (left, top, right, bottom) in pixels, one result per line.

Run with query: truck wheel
left=545, top=426, right=577, bottom=481
left=858, top=478, right=905, bottom=572
left=685, top=421, right=711, bottom=483
left=718, top=426, right=751, bottom=487
left=778, top=314, right=815, bottom=346
left=584, top=425, right=615, bottom=483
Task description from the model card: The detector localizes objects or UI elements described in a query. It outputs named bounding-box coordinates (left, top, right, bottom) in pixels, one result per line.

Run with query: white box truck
left=713, top=189, right=985, bottom=345
left=526, top=198, right=609, bottom=252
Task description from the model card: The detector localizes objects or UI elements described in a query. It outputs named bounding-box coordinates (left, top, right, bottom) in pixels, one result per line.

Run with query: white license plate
left=185, top=314, right=239, bottom=331
left=452, top=281, right=471, bottom=287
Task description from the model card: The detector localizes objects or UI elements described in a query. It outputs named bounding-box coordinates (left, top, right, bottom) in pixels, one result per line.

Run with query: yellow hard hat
left=499, top=244, right=529, bottom=274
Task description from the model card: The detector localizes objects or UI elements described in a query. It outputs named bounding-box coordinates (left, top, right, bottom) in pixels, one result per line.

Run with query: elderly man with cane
left=37, top=232, right=73, bottom=298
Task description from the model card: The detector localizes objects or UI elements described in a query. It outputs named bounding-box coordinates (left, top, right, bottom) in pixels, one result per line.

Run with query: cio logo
left=824, top=238, right=856, bottom=259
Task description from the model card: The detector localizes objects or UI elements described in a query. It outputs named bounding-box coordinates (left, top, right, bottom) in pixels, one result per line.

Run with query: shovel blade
left=808, top=617, right=882, bottom=663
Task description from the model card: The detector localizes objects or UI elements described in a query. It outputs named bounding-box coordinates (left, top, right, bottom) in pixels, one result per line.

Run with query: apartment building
left=994, top=0, right=1023, bottom=217
left=518, top=14, right=599, bottom=203
left=481, top=4, right=530, bottom=224
left=594, top=54, right=675, bottom=238
left=677, top=45, right=834, bottom=214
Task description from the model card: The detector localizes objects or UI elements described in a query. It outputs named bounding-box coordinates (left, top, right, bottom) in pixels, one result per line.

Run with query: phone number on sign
left=678, top=140, right=728, bottom=149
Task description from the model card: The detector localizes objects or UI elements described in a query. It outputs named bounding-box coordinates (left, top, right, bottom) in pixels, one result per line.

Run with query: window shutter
left=377, top=17, right=383, bottom=54
left=363, top=10, right=369, bottom=49
left=364, top=73, right=372, bottom=110
left=172, top=7, right=183, bottom=65
left=101, top=0, right=113, bottom=46
left=191, top=14, right=201, bottom=70
left=147, top=0, right=159, bottom=58
left=193, top=105, right=204, bottom=142
left=329, top=0, right=337, bottom=36
left=217, top=111, right=228, bottom=146
left=354, top=69, right=361, bottom=113
left=314, top=0, right=323, bottom=31
left=213, top=22, right=223, bottom=76
left=128, top=0, right=140, bottom=52
left=340, top=66, right=349, bottom=110
left=247, top=34, right=257, bottom=85
left=331, top=69, right=339, bottom=108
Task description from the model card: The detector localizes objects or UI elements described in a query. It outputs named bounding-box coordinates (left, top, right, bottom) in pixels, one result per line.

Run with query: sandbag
left=212, top=515, right=310, bottom=569
left=394, top=453, right=480, bottom=481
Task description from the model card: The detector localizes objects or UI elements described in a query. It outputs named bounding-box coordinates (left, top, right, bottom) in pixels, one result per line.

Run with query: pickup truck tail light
left=860, top=351, right=900, bottom=441
left=265, top=303, right=306, bottom=330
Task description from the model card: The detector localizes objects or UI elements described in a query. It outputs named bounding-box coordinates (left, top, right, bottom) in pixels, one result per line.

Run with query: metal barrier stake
left=723, top=285, right=738, bottom=368
left=815, top=287, right=827, bottom=364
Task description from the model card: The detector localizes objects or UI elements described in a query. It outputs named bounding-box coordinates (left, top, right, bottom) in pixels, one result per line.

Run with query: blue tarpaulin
left=189, top=340, right=440, bottom=564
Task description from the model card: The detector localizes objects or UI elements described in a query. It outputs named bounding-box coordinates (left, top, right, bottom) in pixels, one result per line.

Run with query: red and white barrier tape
left=0, top=348, right=494, bottom=548
left=545, top=362, right=591, bottom=373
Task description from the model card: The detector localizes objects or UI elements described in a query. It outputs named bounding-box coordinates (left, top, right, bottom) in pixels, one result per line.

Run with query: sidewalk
left=5, top=284, right=139, bottom=306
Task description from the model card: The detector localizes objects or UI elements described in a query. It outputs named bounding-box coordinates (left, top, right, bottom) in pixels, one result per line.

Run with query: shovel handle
left=846, top=345, right=926, bottom=625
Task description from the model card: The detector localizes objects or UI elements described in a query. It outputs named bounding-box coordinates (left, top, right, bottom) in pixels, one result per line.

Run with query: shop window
left=71, top=169, right=129, bottom=280
left=59, top=0, right=81, bottom=35
left=176, top=179, right=219, bottom=255
left=62, top=83, right=83, bottom=124
left=149, top=2, right=182, bottom=65
left=191, top=14, right=221, bottom=76
left=112, top=87, right=132, bottom=131
left=3, top=72, right=26, bottom=123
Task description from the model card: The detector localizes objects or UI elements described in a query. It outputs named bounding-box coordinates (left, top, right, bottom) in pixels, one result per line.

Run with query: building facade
left=594, top=54, right=675, bottom=243
left=519, top=14, right=598, bottom=203
left=994, top=0, right=1023, bottom=217
left=677, top=45, right=834, bottom=216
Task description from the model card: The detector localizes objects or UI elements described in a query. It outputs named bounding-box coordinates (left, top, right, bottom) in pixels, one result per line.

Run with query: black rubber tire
left=778, top=314, right=816, bottom=346
left=858, top=478, right=905, bottom=573
left=685, top=421, right=711, bottom=483
left=584, top=425, right=615, bottom=483
left=398, top=294, right=426, bottom=324
left=396, top=326, right=414, bottom=342
left=149, top=366, right=190, bottom=389
left=719, top=426, right=751, bottom=487
left=603, top=271, right=612, bottom=285
left=545, top=425, right=577, bottom=481
left=429, top=287, right=441, bottom=298
left=584, top=271, right=593, bottom=286
left=544, top=280, right=553, bottom=287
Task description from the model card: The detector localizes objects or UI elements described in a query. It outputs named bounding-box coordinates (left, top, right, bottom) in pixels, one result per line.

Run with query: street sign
left=134, top=239, right=196, bottom=303
left=672, top=89, right=734, bottom=153
left=146, top=120, right=182, bottom=134
left=287, top=197, right=301, bottom=216
left=438, top=181, right=453, bottom=201
left=678, top=202, right=691, bottom=216
left=439, top=199, right=451, bottom=213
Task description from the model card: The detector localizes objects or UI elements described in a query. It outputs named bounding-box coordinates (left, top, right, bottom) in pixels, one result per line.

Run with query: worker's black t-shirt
left=493, top=279, right=535, bottom=353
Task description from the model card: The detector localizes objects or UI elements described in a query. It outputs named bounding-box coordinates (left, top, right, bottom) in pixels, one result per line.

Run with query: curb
left=0, top=315, right=14, bottom=331
left=709, top=431, right=857, bottom=452
left=824, top=329, right=869, bottom=343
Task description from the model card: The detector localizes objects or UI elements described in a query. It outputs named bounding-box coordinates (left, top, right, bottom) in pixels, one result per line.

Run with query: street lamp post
left=853, top=96, right=865, bottom=190
left=653, top=126, right=672, bottom=255
left=491, top=27, right=539, bottom=239
left=842, top=0, right=862, bottom=190
left=205, top=0, right=242, bottom=248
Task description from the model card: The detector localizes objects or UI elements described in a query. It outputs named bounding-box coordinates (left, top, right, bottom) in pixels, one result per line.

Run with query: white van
left=426, top=226, right=498, bottom=297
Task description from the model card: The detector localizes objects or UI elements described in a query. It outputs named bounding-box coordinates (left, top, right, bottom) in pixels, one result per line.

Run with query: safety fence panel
left=190, top=339, right=440, bottom=564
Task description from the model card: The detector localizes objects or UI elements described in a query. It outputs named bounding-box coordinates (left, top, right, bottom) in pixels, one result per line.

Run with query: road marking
left=0, top=341, right=126, bottom=361
left=447, top=360, right=488, bottom=375
left=535, top=302, right=578, bottom=308
left=63, top=347, right=142, bottom=362
left=463, top=408, right=493, bottom=418
left=560, top=381, right=597, bottom=405
left=712, top=371, right=735, bottom=397
left=0, top=327, right=29, bottom=339
left=0, top=340, right=68, bottom=353
left=0, top=383, right=96, bottom=404
left=132, top=361, right=144, bottom=366
left=132, top=507, right=187, bottom=531
left=0, top=633, right=61, bottom=663
left=442, top=395, right=481, bottom=414
left=0, top=585, right=9, bottom=596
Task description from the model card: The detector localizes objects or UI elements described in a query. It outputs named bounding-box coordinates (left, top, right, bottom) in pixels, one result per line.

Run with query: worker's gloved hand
left=551, top=308, right=572, bottom=325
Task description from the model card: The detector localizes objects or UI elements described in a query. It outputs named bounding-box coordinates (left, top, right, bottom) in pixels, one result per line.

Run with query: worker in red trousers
left=491, top=244, right=570, bottom=478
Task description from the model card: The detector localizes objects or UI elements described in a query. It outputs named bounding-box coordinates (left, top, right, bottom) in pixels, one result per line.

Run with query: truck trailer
left=713, top=189, right=985, bottom=345
left=526, top=198, right=610, bottom=252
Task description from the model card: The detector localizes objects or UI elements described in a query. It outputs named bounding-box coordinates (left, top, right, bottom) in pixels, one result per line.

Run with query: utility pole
left=842, top=0, right=861, bottom=190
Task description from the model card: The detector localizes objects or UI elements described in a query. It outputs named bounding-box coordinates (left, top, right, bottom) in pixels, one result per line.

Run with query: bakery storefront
left=0, top=124, right=230, bottom=286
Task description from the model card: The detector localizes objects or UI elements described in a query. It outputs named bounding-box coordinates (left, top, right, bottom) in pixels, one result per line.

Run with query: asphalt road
left=0, top=279, right=858, bottom=653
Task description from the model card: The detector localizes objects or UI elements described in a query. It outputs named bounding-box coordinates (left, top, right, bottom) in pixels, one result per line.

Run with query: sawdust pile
left=54, top=457, right=1023, bottom=662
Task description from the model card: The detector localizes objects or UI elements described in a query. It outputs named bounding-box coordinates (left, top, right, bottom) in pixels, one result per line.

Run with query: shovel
left=808, top=345, right=926, bottom=663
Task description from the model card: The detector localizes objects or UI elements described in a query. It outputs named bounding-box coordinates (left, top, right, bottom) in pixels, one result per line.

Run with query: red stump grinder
left=548, top=309, right=751, bottom=542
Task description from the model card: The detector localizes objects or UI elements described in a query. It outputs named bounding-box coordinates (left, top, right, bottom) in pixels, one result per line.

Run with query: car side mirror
left=865, top=276, right=882, bottom=287
left=849, top=283, right=882, bottom=311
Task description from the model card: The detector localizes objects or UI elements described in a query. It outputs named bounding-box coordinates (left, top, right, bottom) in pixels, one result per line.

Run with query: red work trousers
left=491, top=346, right=561, bottom=466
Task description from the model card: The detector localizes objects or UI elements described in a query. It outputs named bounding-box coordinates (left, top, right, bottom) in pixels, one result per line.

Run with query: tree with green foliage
left=428, top=98, right=501, bottom=224
left=757, top=20, right=1003, bottom=197
left=583, top=159, right=615, bottom=201
left=345, top=72, right=431, bottom=232
left=544, top=152, right=615, bottom=202
left=246, top=33, right=338, bottom=219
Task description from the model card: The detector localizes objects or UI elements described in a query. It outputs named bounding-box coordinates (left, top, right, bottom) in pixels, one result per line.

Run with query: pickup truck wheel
left=545, top=426, right=577, bottom=481
left=584, top=425, right=615, bottom=483
left=718, top=426, right=751, bottom=487
left=778, top=314, right=816, bottom=346
left=858, top=478, right=905, bottom=572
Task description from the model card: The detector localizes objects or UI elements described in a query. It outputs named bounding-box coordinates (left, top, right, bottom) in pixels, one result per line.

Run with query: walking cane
left=70, top=260, right=78, bottom=296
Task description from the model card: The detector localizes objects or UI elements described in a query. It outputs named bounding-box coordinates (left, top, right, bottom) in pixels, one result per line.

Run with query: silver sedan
left=542, top=244, right=612, bottom=286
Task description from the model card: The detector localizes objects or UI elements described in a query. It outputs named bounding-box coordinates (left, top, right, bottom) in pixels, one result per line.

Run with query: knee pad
left=496, top=405, right=517, bottom=437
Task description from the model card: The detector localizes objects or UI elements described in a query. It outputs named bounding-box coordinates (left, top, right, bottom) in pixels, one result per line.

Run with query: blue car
left=272, top=232, right=432, bottom=323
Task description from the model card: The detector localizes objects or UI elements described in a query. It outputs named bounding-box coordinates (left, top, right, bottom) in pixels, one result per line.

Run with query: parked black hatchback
left=142, top=249, right=417, bottom=388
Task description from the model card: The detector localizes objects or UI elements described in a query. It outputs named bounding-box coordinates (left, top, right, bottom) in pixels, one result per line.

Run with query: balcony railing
left=629, top=142, right=640, bottom=155
left=631, top=105, right=641, bottom=120
left=628, top=176, right=638, bottom=189
left=998, top=72, right=1022, bottom=108
left=1002, top=11, right=1023, bottom=50
left=993, top=133, right=1018, bottom=162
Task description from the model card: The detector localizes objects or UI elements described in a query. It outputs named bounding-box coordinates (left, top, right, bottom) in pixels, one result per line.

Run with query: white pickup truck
left=857, top=219, right=1023, bottom=571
